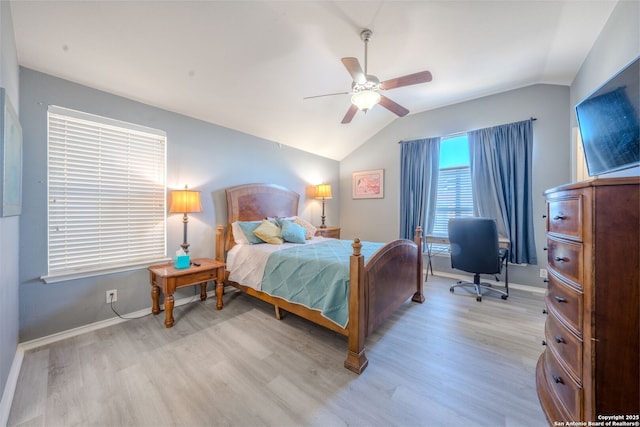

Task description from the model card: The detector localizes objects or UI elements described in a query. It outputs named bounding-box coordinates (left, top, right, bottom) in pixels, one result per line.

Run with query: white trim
left=0, top=346, right=24, bottom=427
left=0, top=290, right=216, bottom=425
left=428, top=270, right=546, bottom=294
left=41, top=258, right=170, bottom=284
left=19, top=290, right=216, bottom=350
left=48, top=105, right=166, bottom=137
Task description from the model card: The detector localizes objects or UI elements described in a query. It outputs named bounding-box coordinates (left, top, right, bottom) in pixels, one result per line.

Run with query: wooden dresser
left=536, top=177, right=639, bottom=423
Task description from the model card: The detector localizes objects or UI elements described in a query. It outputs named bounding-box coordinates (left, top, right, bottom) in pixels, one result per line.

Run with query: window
left=432, top=135, right=474, bottom=236
left=44, top=106, right=167, bottom=282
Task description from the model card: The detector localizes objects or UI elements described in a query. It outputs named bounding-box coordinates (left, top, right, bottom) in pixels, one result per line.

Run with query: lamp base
left=320, top=199, right=328, bottom=229
left=181, top=214, right=191, bottom=254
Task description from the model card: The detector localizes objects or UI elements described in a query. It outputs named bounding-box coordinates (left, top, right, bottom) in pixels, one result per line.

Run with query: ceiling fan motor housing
left=352, top=76, right=380, bottom=93
left=360, top=28, right=373, bottom=42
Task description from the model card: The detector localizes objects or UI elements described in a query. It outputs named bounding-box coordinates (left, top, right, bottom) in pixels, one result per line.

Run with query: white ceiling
left=10, top=0, right=617, bottom=160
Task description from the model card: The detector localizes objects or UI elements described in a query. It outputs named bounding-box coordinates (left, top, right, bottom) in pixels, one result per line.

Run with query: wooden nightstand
left=148, top=258, right=225, bottom=328
left=315, top=226, right=341, bottom=239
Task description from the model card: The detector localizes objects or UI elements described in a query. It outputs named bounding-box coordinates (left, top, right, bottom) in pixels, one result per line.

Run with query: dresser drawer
left=544, top=350, right=582, bottom=420
left=545, top=312, right=582, bottom=381
left=546, top=273, right=583, bottom=336
left=547, top=196, right=582, bottom=241
left=547, top=238, right=583, bottom=286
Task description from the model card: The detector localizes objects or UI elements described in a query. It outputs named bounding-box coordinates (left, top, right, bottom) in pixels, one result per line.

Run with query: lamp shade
left=315, top=184, right=333, bottom=200
left=351, top=90, right=381, bottom=111
left=170, top=186, right=202, bottom=213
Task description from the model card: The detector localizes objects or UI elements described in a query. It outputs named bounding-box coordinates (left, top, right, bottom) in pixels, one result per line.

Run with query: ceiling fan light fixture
left=351, top=90, right=380, bottom=112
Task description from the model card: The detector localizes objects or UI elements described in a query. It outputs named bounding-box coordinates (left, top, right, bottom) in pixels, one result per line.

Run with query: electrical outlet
left=540, top=269, right=548, bottom=279
left=106, top=289, right=117, bottom=303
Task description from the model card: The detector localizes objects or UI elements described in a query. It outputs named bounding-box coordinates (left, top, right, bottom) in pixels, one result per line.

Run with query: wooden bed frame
left=214, top=183, right=424, bottom=374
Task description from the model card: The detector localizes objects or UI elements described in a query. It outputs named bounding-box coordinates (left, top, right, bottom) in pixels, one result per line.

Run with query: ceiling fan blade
left=341, top=57, right=366, bottom=84
left=379, top=71, right=432, bottom=90
left=303, top=91, right=350, bottom=100
left=379, top=95, right=409, bottom=117
left=341, top=104, right=359, bottom=124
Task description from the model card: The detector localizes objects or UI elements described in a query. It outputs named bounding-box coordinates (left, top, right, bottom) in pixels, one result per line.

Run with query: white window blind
left=432, top=166, right=474, bottom=236
left=45, top=106, right=167, bottom=281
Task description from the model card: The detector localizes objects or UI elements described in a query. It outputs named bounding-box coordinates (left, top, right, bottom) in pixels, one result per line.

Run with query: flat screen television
left=575, top=57, right=639, bottom=176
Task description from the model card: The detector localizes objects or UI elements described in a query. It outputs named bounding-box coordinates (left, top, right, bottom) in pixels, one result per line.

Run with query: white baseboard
left=427, top=270, right=546, bottom=294
left=0, top=346, right=24, bottom=427
left=0, top=290, right=216, bottom=426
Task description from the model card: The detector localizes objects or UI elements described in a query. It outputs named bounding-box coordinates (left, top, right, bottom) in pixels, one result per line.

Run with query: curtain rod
left=398, top=116, right=537, bottom=144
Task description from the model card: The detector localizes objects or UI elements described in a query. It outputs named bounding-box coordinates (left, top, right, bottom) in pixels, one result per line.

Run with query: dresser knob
left=542, top=214, right=547, bottom=219
left=554, top=296, right=567, bottom=303
left=552, top=375, right=564, bottom=384
left=554, top=336, right=565, bottom=344
left=553, top=256, right=568, bottom=262
left=543, top=279, right=549, bottom=283
left=553, top=215, right=566, bottom=220
left=542, top=340, right=547, bottom=346
left=542, top=309, right=548, bottom=315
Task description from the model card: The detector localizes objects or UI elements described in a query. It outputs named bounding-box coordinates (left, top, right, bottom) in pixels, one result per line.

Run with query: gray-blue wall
left=0, top=0, right=21, bottom=419
left=339, top=83, right=570, bottom=288
left=3, top=0, right=638, bottom=413
left=18, top=68, right=339, bottom=342
left=337, top=0, right=639, bottom=288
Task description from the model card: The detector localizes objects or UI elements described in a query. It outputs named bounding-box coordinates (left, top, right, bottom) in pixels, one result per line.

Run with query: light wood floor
left=9, top=275, right=548, bottom=427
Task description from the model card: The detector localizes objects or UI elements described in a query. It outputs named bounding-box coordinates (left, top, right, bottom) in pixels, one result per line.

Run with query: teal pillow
left=281, top=221, right=306, bottom=244
left=237, top=221, right=265, bottom=244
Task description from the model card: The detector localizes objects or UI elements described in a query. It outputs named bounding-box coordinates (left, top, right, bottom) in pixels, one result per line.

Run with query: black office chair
left=448, top=217, right=509, bottom=302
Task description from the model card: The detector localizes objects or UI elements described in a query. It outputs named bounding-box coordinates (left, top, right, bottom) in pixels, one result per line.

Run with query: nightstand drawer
left=315, top=227, right=340, bottom=239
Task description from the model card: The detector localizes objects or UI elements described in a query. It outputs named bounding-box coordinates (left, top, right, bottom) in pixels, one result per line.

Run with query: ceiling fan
left=306, top=28, right=433, bottom=124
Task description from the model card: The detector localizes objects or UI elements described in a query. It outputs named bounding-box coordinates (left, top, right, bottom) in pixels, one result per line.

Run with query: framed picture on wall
left=352, top=169, right=384, bottom=199
left=0, top=88, right=23, bottom=217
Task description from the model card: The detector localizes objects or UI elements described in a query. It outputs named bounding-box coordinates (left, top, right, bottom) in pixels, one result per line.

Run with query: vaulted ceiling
left=10, top=0, right=617, bottom=160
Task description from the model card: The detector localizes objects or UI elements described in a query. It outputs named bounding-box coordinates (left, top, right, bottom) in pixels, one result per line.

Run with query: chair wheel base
left=501, top=295, right=508, bottom=300
left=476, top=296, right=482, bottom=302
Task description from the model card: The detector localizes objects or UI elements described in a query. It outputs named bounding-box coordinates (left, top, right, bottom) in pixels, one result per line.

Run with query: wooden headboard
left=224, top=183, right=300, bottom=251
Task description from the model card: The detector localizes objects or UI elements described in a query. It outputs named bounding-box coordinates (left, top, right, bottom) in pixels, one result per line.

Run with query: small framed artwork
left=0, top=88, right=23, bottom=217
left=352, top=169, right=384, bottom=199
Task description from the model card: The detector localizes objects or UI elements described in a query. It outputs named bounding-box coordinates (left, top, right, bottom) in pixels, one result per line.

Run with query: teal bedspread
left=260, top=239, right=384, bottom=328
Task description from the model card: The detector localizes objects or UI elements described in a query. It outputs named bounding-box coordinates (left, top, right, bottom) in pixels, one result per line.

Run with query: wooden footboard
left=215, top=225, right=424, bottom=374
left=345, top=227, right=423, bottom=373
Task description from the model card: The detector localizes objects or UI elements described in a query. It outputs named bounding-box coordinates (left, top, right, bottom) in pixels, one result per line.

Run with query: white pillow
left=231, top=221, right=249, bottom=245
left=294, top=217, right=318, bottom=240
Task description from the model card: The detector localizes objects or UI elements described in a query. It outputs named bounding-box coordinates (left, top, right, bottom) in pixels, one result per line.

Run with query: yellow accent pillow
left=253, top=219, right=284, bottom=244
left=294, top=217, right=317, bottom=239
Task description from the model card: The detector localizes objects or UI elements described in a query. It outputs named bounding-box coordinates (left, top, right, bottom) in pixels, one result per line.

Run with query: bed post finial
left=352, top=238, right=362, bottom=256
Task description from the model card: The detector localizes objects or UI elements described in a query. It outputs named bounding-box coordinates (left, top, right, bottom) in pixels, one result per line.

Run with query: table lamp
left=170, top=185, right=202, bottom=253
left=315, top=184, right=332, bottom=229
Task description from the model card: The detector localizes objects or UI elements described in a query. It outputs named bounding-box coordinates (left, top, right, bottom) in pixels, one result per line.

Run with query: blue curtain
left=469, top=119, right=537, bottom=264
left=399, top=137, right=440, bottom=240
